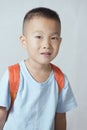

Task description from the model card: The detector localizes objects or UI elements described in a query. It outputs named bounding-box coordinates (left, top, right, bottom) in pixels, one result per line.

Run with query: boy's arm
left=0, top=107, right=7, bottom=130
left=55, top=113, right=66, bottom=130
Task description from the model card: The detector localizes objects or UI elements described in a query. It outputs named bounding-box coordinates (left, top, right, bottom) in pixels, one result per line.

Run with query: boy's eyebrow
left=32, top=31, right=60, bottom=35
left=32, top=31, right=45, bottom=34
left=51, top=32, right=60, bottom=35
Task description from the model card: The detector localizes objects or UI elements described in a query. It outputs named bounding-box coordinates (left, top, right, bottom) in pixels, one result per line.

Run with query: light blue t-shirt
left=0, top=61, right=77, bottom=130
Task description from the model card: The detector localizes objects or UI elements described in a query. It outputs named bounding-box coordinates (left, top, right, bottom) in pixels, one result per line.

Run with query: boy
left=0, top=7, right=77, bottom=130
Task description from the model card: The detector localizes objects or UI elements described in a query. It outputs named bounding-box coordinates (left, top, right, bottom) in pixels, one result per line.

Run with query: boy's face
left=20, top=17, right=62, bottom=65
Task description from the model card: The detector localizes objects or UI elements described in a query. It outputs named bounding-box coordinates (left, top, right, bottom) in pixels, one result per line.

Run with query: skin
left=55, top=113, right=66, bottom=130
left=0, top=16, right=66, bottom=130
left=0, top=107, right=7, bottom=130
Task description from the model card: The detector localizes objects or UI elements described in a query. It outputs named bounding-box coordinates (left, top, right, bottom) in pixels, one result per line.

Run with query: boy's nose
left=42, top=39, right=51, bottom=49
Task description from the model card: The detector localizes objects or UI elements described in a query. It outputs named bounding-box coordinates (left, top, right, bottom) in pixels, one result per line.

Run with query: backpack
left=7, top=63, right=64, bottom=117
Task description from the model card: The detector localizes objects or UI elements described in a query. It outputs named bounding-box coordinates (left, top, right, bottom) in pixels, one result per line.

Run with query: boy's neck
left=25, top=59, right=51, bottom=72
left=24, top=59, right=52, bottom=83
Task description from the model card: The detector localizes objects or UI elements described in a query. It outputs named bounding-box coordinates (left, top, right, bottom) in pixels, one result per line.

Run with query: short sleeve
left=56, top=74, right=77, bottom=113
left=0, top=70, right=11, bottom=110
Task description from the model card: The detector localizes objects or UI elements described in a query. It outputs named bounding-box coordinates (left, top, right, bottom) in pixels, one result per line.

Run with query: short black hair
left=23, top=7, right=61, bottom=35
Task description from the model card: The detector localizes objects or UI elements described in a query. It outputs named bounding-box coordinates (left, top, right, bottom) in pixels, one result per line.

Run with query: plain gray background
left=0, top=0, right=87, bottom=130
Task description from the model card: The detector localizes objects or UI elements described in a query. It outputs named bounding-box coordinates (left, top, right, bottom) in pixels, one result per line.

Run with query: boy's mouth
left=40, top=52, right=51, bottom=56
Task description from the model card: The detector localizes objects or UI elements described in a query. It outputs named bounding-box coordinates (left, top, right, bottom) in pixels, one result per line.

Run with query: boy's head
left=20, top=7, right=62, bottom=64
left=23, top=7, right=61, bottom=36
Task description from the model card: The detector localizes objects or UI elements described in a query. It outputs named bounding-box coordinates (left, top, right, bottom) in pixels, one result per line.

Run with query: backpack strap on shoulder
left=7, top=63, right=20, bottom=116
left=50, top=63, right=64, bottom=93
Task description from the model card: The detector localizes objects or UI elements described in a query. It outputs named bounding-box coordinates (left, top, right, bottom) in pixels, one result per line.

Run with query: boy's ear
left=59, top=37, right=62, bottom=48
left=59, top=37, right=62, bottom=44
left=19, top=35, right=27, bottom=49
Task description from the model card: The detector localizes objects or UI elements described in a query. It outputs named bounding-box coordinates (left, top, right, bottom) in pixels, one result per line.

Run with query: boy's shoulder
left=7, top=62, right=65, bottom=118
left=50, top=63, right=64, bottom=92
left=8, top=62, right=65, bottom=94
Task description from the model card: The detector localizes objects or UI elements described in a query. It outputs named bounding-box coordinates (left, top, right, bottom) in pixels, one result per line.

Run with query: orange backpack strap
left=51, top=63, right=64, bottom=93
left=7, top=63, right=20, bottom=116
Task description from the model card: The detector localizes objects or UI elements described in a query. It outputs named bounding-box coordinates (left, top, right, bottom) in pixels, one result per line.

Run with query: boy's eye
left=51, top=37, right=58, bottom=40
left=35, top=36, right=42, bottom=39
